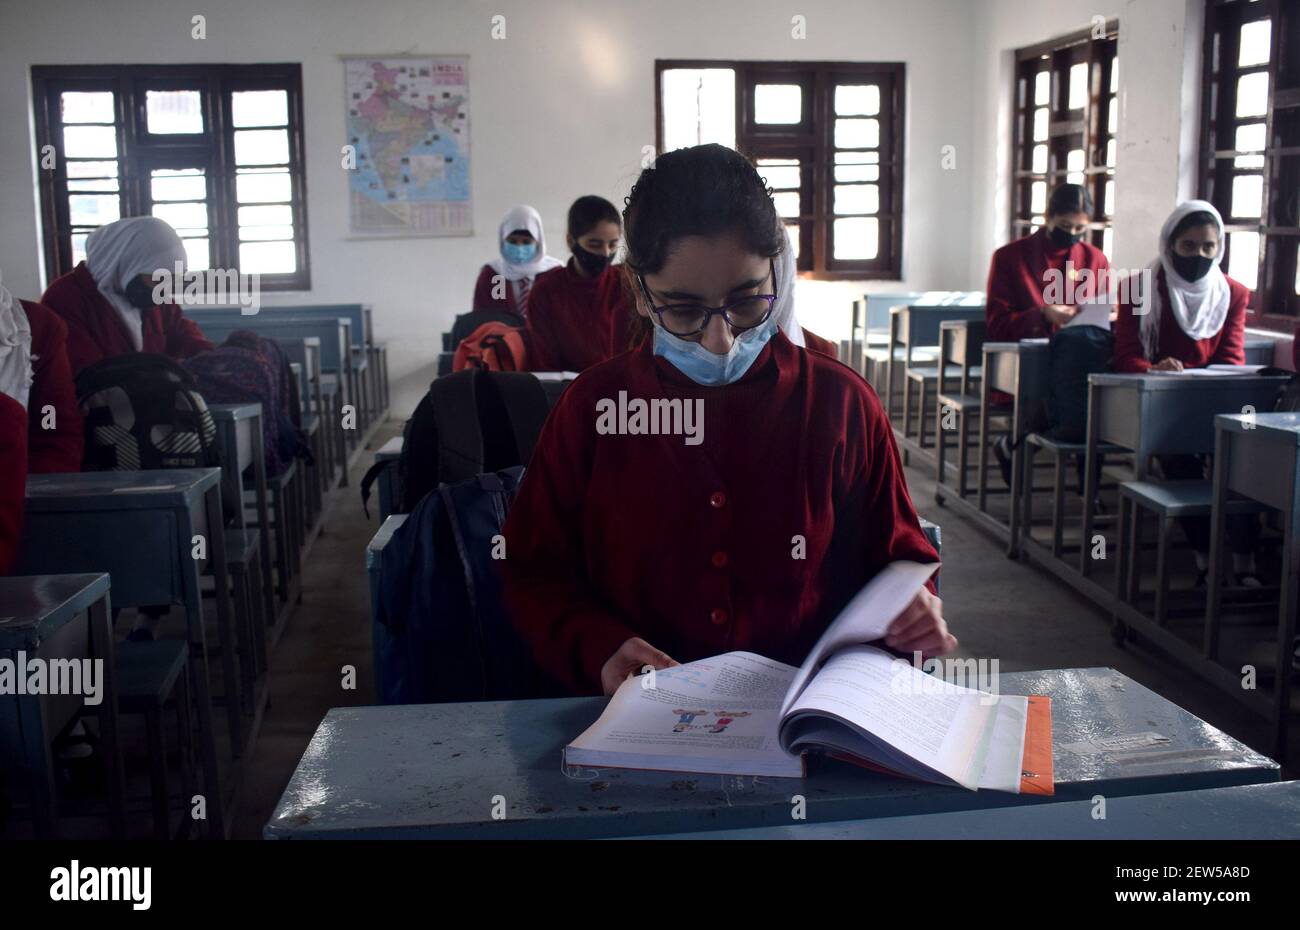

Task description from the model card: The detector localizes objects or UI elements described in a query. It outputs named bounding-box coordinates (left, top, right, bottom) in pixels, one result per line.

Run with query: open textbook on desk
left=566, top=562, right=1053, bottom=794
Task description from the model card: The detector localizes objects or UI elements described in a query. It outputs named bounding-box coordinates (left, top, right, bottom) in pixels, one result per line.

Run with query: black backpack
left=1044, top=326, right=1114, bottom=443
left=360, top=369, right=551, bottom=517
left=75, top=353, right=219, bottom=472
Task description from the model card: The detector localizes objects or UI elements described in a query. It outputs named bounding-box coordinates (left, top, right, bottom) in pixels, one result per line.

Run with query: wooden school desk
left=371, top=437, right=404, bottom=521
left=1079, top=372, right=1289, bottom=578
left=13, top=468, right=235, bottom=838
left=0, top=573, right=126, bottom=839
left=628, top=781, right=1300, bottom=839
left=264, top=667, right=1278, bottom=840
left=887, top=303, right=986, bottom=458
left=1206, top=412, right=1300, bottom=760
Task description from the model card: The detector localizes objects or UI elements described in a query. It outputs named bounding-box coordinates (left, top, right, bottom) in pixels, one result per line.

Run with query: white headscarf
left=0, top=270, right=33, bottom=409
left=85, top=216, right=187, bottom=351
left=768, top=236, right=805, bottom=348
left=486, top=205, right=563, bottom=281
left=1134, top=200, right=1232, bottom=363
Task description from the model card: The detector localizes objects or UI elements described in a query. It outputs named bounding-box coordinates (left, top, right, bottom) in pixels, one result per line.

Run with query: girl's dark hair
left=1168, top=210, right=1220, bottom=244
left=1047, top=183, right=1094, bottom=219
left=622, top=143, right=785, bottom=275
left=568, top=195, right=620, bottom=239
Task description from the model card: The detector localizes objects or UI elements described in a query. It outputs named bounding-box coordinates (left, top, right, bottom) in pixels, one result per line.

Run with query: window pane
left=146, top=89, right=204, bottom=134
left=1236, top=72, right=1270, bottom=118
left=1231, top=174, right=1263, bottom=218
left=60, top=91, right=114, bottom=123
left=1032, top=144, right=1048, bottom=174
left=1034, top=70, right=1050, bottom=106
left=239, top=240, right=297, bottom=274
left=71, top=233, right=90, bottom=266
left=1239, top=19, right=1272, bottom=68
left=834, top=84, right=880, bottom=116
left=151, top=168, right=206, bottom=202
left=1104, top=179, right=1115, bottom=215
left=835, top=162, right=879, bottom=183
left=835, top=118, right=879, bottom=149
left=772, top=191, right=800, bottom=218
left=65, top=160, right=118, bottom=179
left=1033, top=108, right=1047, bottom=142
left=181, top=238, right=210, bottom=272
left=661, top=69, right=735, bottom=151
left=236, top=168, right=292, bottom=203
left=67, top=178, right=120, bottom=192
left=239, top=224, right=295, bottom=242
left=151, top=201, right=209, bottom=232
left=238, top=204, right=293, bottom=227
left=834, top=184, right=879, bottom=215
left=756, top=159, right=800, bottom=190
left=1227, top=231, right=1259, bottom=289
left=784, top=224, right=800, bottom=261
left=63, top=125, right=117, bottom=158
left=1102, top=227, right=1114, bottom=260
left=68, top=194, right=119, bottom=226
left=1107, top=102, right=1118, bottom=134
left=1105, top=139, right=1117, bottom=168
left=833, top=217, right=879, bottom=260
left=232, top=89, right=289, bottom=127
left=1067, top=63, right=1089, bottom=110
left=1067, top=149, right=1086, bottom=171
left=753, top=84, right=802, bottom=124
left=1236, top=123, right=1266, bottom=151
left=234, top=129, right=290, bottom=166
left=1031, top=181, right=1047, bottom=214
left=1109, top=58, right=1119, bottom=94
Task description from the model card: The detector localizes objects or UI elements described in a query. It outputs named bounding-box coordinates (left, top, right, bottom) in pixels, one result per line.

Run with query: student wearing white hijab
left=0, top=269, right=83, bottom=474
left=1114, top=200, right=1257, bottom=587
left=471, top=205, right=563, bottom=319
left=40, top=216, right=212, bottom=374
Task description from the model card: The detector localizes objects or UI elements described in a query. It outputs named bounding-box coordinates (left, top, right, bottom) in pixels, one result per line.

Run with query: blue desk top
left=264, top=667, right=1278, bottom=840
left=0, top=573, right=110, bottom=648
left=1217, top=411, right=1300, bottom=441
left=1090, top=372, right=1288, bottom=391
left=209, top=402, right=262, bottom=421
left=366, top=515, right=407, bottom=570
left=629, top=782, right=1300, bottom=839
left=24, top=469, right=220, bottom=512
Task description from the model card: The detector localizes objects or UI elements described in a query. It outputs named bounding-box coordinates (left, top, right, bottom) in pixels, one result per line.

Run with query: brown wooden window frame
left=655, top=59, right=906, bottom=281
left=1199, top=0, right=1300, bottom=330
left=1010, top=23, right=1119, bottom=257
left=32, top=62, right=311, bottom=291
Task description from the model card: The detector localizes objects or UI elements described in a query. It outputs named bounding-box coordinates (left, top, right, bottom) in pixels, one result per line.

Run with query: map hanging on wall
left=344, top=55, right=472, bottom=236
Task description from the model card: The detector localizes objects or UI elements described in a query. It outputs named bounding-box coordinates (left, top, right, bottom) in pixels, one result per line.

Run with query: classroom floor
left=226, top=422, right=1299, bottom=838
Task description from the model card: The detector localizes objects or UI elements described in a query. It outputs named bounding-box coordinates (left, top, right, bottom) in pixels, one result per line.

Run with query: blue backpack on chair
left=372, top=466, right=565, bottom=704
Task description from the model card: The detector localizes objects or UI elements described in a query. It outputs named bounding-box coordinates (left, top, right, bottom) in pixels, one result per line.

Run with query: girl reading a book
left=502, top=143, right=954, bottom=696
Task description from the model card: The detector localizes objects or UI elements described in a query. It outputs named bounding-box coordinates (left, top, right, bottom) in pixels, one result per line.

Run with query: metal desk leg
left=1273, top=480, right=1299, bottom=762
left=1204, top=429, right=1230, bottom=660
left=977, top=350, right=992, bottom=514
left=204, top=485, right=242, bottom=758
left=250, top=413, right=276, bottom=632
left=1080, top=382, right=1101, bottom=577
left=1007, top=363, right=1025, bottom=559
left=89, top=593, right=127, bottom=839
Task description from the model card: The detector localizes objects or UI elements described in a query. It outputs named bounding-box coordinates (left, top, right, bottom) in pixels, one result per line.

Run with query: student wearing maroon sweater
left=471, top=205, right=563, bottom=319
left=985, top=184, right=1112, bottom=485
left=0, top=392, right=26, bottom=575
left=502, top=144, right=953, bottom=696
left=40, top=217, right=212, bottom=375
left=1115, top=201, right=1257, bottom=586
left=524, top=196, right=629, bottom=372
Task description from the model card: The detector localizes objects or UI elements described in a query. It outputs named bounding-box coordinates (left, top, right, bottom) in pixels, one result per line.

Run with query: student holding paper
left=1113, top=201, right=1257, bottom=586
left=502, top=144, right=953, bottom=697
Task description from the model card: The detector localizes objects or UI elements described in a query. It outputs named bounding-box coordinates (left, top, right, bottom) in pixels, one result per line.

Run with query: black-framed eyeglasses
left=637, top=259, right=777, bottom=337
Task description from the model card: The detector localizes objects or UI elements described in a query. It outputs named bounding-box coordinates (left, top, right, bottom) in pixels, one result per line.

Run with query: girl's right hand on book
left=601, top=637, right=680, bottom=696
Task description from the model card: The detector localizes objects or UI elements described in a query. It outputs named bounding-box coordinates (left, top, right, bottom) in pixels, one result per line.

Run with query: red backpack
left=453, top=322, right=527, bottom=372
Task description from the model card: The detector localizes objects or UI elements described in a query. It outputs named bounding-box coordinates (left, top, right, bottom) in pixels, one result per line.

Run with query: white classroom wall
left=0, top=0, right=1288, bottom=416
left=0, top=0, right=979, bottom=414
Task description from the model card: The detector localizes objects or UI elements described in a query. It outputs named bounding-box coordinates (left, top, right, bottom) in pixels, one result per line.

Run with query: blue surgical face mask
left=502, top=241, right=537, bottom=265
left=652, top=315, right=778, bottom=386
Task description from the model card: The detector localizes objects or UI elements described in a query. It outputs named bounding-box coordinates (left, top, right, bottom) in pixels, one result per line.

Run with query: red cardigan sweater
left=985, top=229, right=1111, bottom=342
left=501, top=331, right=939, bottom=694
left=40, top=263, right=212, bottom=375
left=0, top=393, right=27, bottom=574
left=1113, top=269, right=1249, bottom=373
left=22, top=300, right=84, bottom=473
left=524, top=261, right=630, bottom=372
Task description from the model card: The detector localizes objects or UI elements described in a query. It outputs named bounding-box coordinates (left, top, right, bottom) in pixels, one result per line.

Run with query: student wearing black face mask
left=1114, top=201, right=1257, bottom=587
left=522, top=195, right=631, bottom=372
